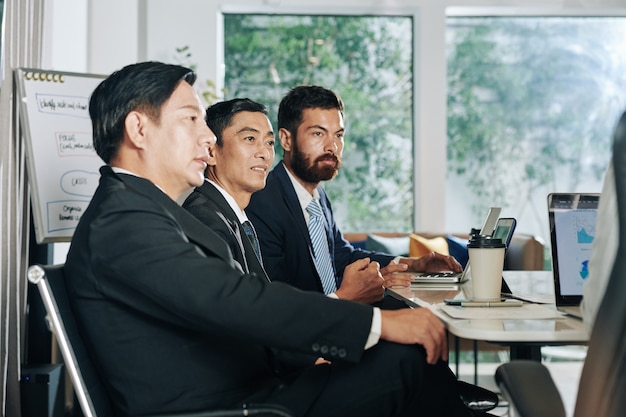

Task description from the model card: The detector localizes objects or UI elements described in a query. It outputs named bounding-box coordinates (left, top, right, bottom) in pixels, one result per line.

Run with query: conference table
left=388, top=270, right=589, bottom=363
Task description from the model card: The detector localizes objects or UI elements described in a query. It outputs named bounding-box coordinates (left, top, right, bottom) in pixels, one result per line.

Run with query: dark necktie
left=242, top=220, right=263, bottom=266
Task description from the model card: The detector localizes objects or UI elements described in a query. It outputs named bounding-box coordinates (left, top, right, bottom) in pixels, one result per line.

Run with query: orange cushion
left=409, top=233, right=449, bottom=258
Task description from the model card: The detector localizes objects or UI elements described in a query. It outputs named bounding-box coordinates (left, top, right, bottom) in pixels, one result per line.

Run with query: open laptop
left=547, top=192, right=600, bottom=318
left=410, top=207, right=502, bottom=284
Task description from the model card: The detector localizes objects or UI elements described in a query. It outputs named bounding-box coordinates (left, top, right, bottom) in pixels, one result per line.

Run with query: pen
left=460, top=301, right=523, bottom=307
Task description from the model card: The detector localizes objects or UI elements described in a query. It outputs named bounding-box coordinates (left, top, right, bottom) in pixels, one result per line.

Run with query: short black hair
left=277, top=85, right=344, bottom=135
left=89, top=61, right=196, bottom=163
left=205, top=98, right=268, bottom=146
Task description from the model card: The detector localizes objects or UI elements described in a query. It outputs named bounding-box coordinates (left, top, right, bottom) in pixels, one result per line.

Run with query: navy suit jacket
left=65, top=166, right=373, bottom=416
left=247, top=161, right=394, bottom=292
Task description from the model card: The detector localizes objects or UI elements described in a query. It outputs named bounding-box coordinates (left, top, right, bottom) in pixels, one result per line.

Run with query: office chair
left=27, top=264, right=293, bottom=417
left=494, top=111, right=626, bottom=417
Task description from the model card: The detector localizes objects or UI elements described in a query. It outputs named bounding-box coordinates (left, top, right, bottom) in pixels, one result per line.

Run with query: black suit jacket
left=247, top=162, right=394, bottom=292
left=182, top=181, right=268, bottom=279
left=64, top=166, right=373, bottom=416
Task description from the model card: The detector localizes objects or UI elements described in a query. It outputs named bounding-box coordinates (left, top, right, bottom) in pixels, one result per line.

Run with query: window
left=223, top=14, right=414, bottom=232
left=446, top=16, right=626, bottom=245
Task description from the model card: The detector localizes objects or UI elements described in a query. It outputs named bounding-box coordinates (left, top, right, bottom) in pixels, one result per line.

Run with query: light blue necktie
left=242, top=220, right=263, bottom=267
left=306, top=199, right=337, bottom=294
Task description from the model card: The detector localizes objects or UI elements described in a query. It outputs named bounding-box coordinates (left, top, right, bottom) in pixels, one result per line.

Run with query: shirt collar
left=206, top=179, right=249, bottom=225
left=111, top=166, right=170, bottom=196
left=283, top=161, right=321, bottom=213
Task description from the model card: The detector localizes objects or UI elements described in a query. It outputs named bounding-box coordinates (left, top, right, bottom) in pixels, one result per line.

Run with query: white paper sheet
left=438, top=303, right=563, bottom=320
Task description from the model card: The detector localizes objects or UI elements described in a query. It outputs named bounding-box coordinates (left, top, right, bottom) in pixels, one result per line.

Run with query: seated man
left=64, top=61, right=479, bottom=417
left=247, top=85, right=461, bottom=302
left=183, top=98, right=395, bottom=303
left=182, top=98, right=275, bottom=279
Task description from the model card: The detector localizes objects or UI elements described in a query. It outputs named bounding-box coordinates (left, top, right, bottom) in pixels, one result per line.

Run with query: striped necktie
left=242, top=220, right=263, bottom=266
left=306, top=199, right=337, bottom=294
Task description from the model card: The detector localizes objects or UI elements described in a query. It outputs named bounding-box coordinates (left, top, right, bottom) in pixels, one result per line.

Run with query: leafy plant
left=173, top=45, right=219, bottom=107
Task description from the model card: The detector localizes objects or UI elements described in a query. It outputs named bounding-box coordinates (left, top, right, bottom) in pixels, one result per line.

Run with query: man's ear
left=207, top=143, right=218, bottom=166
left=279, top=128, right=292, bottom=152
left=124, top=110, right=149, bottom=149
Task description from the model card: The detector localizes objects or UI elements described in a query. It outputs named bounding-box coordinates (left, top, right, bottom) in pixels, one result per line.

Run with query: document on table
left=438, top=303, right=563, bottom=320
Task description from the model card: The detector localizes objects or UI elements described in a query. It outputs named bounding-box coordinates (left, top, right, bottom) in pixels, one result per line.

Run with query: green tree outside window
left=223, top=14, right=414, bottom=232
left=447, top=17, right=626, bottom=242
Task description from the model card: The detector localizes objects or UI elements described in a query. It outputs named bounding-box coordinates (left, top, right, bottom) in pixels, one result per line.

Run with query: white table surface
left=390, top=270, right=589, bottom=344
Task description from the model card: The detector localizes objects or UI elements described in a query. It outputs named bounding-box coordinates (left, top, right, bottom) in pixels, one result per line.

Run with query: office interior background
left=1, top=0, right=625, bottom=415
left=42, top=1, right=626, bottom=253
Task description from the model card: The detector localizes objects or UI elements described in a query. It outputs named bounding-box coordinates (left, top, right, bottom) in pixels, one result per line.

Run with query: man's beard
left=290, top=137, right=341, bottom=183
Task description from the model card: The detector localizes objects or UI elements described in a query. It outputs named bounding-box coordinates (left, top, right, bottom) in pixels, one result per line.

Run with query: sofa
left=343, top=231, right=546, bottom=271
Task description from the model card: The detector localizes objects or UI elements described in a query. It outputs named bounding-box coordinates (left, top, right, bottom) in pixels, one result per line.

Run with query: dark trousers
left=265, top=341, right=470, bottom=417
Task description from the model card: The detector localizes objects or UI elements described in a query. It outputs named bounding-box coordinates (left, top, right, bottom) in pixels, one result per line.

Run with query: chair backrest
left=573, top=112, right=626, bottom=417
left=27, top=264, right=114, bottom=417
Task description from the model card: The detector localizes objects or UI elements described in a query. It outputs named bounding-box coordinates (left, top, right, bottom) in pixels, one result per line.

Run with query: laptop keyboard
left=414, top=272, right=459, bottom=278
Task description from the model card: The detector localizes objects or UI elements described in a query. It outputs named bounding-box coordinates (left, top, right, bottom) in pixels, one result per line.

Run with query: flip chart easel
left=16, top=68, right=106, bottom=243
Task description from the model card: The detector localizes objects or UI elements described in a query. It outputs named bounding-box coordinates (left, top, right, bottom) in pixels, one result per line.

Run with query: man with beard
left=246, top=87, right=498, bottom=413
left=247, top=85, right=462, bottom=304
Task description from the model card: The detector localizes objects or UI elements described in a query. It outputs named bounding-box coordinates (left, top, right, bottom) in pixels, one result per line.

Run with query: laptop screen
left=548, top=193, right=600, bottom=304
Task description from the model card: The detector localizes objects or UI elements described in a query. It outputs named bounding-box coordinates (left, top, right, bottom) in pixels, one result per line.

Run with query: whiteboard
left=16, top=68, right=106, bottom=244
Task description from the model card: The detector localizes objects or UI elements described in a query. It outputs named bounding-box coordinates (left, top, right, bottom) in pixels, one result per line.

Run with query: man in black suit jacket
left=182, top=99, right=273, bottom=279
left=183, top=98, right=388, bottom=303
left=247, top=86, right=462, bottom=301
left=64, top=62, right=475, bottom=417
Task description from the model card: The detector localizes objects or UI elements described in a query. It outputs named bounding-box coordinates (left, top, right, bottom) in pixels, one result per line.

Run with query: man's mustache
left=315, top=154, right=339, bottom=163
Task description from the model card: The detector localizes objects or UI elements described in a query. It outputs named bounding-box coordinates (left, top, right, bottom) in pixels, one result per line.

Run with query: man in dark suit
left=182, top=98, right=275, bottom=279
left=64, top=62, right=477, bottom=417
left=183, top=98, right=388, bottom=303
left=247, top=85, right=462, bottom=301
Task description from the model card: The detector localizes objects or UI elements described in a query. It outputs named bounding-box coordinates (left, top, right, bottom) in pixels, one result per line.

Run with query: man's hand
left=380, top=261, right=412, bottom=289
left=335, top=258, right=385, bottom=304
left=398, top=252, right=463, bottom=273
left=380, top=308, right=448, bottom=364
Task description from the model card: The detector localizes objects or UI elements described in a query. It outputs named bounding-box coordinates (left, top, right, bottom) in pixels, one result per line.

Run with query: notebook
left=547, top=193, right=600, bottom=318
left=410, top=207, right=502, bottom=284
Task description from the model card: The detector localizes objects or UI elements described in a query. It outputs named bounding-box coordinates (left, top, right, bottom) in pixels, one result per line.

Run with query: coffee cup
left=467, top=235, right=506, bottom=301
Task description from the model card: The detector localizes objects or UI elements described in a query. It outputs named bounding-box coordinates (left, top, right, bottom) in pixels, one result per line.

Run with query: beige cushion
left=409, top=233, right=449, bottom=257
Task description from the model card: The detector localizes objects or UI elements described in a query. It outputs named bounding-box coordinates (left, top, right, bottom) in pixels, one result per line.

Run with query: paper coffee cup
left=467, top=236, right=506, bottom=301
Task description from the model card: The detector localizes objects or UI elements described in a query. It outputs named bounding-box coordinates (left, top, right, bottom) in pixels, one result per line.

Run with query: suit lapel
left=195, top=182, right=271, bottom=281
left=274, top=163, right=316, bottom=251
left=274, top=164, right=336, bottom=278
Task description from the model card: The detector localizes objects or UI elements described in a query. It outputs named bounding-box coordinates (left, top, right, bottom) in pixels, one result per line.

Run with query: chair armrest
left=495, top=361, right=565, bottom=417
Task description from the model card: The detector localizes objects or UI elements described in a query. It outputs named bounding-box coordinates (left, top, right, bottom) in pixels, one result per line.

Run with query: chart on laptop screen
left=550, top=194, right=599, bottom=296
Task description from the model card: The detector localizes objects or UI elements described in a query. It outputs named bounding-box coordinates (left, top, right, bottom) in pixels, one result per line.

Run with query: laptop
left=547, top=192, right=600, bottom=318
left=410, top=207, right=502, bottom=284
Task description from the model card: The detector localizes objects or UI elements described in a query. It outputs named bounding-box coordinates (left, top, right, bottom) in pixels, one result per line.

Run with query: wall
left=42, top=0, right=626, bottom=234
